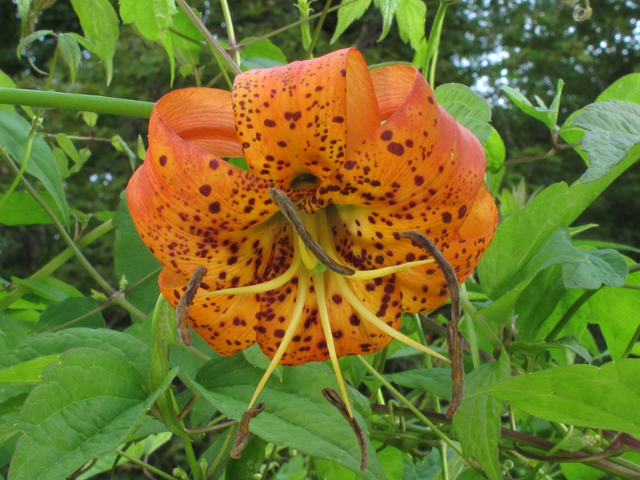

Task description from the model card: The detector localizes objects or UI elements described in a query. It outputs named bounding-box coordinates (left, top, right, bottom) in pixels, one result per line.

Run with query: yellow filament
left=331, top=272, right=451, bottom=363
left=248, top=268, right=310, bottom=408
left=195, top=248, right=301, bottom=297
left=349, top=259, right=435, bottom=280
left=313, top=272, right=354, bottom=418
left=298, top=235, right=319, bottom=270
left=298, top=211, right=320, bottom=270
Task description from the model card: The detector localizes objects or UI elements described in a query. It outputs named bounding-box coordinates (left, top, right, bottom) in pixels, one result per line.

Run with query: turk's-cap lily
left=127, top=48, right=498, bottom=422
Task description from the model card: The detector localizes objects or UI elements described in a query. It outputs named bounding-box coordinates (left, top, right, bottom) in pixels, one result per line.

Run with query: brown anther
left=322, top=388, right=368, bottom=471
left=230, top=403, right=266, bottom=459
left=269, top=188, right=355, bottom=276
left=175, top=266, right=206, bottom=346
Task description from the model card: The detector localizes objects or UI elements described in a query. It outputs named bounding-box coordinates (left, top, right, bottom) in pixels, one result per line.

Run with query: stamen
left=349, top=259, right=435, bottom=280
left=330, top=272, right=451, bottom=363
left=247, top=268, right=310, bottom=409
left=176, top=266, right=206, bottom=346
left=269, top=188, right=355, bottom=276
left=313, top=273, right=354, bottom=418
left=195, top=249, right=301, bottom=297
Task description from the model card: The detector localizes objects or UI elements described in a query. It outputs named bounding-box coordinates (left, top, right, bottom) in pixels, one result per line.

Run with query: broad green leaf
left=374, top=0, right=402, bottom=41
left=477, top=150, right=639, bottom=300
left=225, top=434, right=267, bottom=480
left=332, top=0, right=373, bottom=43
left=243, top=343, right=282, bottom=379
left=57, top=33, right=81, bottom=83
left=0, top=110, right=70, bottom=228
left=69, top=0, right=119, bottom=84
left=55, top=132, right=80, bottom=164
left=502, top=79, right=563, bottom=130
left=483, top=127, right=506, bottom=173
left=0, top=70, right=17, bottom=112
left=477, top=359, right=640, bottom=437
left=16, top=29, right=53, bottom=59
left=509, top=337, right=592, bottom=363
left=561, top=463, right=605, bottom=480
left=160, top=33, right=176, bottom=85
left=415, top=448, right=466, bottom=480
left=573, top=239, right=640, bottom=255
left=8, top=348, right=177, bottom=480
left=435, top=83, right=492, bottom=143
left=168, top=7, right=202, bottom=70
left=376, top=444, right=404, bottom=480
left=562, top=248, right=628, bottom=289
left=453, top=351, right=510, bottom=480
left=190, top=356, right=387, bottom=480
left=0, top=191, right=63, bottom=225
left=0, top=355, right=59, bottom=385
left=113, top=193, right=162, bottom=316
left=0, top=328, right=151, bottom=377
left=31, top=297, right=105, bottom=334
left=81, top=111, right=97, bottom=128
left=596, top=73, right=640, bottom=104
left=315, top=458, right=357, bottom=480
left=0, top=313, right=28, bottom=353
left=52, top=146, right=69, bottom=178
left=11, top=277, right=82, bottom=302
left=120, top=0, right=176, bottom=41
left=395, top=0, right=426, bottom=50
left=137, top=135, right=146, bottom=159
left=240, top=38, right=287, bottom=65
left=384, top=368, right=452, bottom=400
left=572, top=101, right=640, bottom=183
left=17, top=0, right=57, bottom=37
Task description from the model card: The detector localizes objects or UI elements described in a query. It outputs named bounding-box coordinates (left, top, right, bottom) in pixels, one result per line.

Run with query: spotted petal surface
left=127, top=49, right=499, bottom=365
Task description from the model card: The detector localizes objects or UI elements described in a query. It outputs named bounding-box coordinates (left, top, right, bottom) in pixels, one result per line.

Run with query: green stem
left=440, top=440, right=449, bottom=480
left=0, top=117, right=38, bottom=212
left=0, top=88, right=153, bottom=118
left=621, top=320, right=640, bottom=360
left=460, top=293, right=502, bottom=349
left=423, top=1, right=448, bottom=84
left=460, top=285, right=480, bottom=368
left=306, top=0, right=333, bottom=59
left=219, top=0, right=240, bottom=65
left=297, top=0, right=313, bottom=49
left=544, top=290, right=596, bottom=342
left=178, top=432, right=203, bottom=480
left=4, top=154, right=146, bottom=320
left=356, top=355, right=466, bottom=460
left=0, top=219, right=113, bottom=310
left=206, top=425, right=236, bottom=479
left=114, top=449, right=179, bottom=480
left=176, top=0, right=241, bottom=77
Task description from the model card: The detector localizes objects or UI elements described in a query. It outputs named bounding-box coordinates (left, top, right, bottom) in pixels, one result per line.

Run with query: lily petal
left=232, top=48, right=380, bottom=197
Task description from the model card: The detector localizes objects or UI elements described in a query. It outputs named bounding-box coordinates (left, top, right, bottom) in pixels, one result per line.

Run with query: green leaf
left=502, top=79, right=564, bottom=130
left=509, top=337, right=592, bottom=363
left=562, top=249, right=628, bottom=289
left=0, top=355, right=60, bottom=385
left=331, top=0, right=373, bottom=43
left=240, top=38, right=287, bottom=65
left=0, top=70, right=16, bottom=112
left=16, top=30, right=53, bottom=60
left=113, top=192, right=162, bottom=316
left=120, top=0, right=176, bottom=41
left=384, top=368, right=452, bottom=400
left=572, top=101, right=640, bottom=183
left=69, top=0, right=119, bottom=84
left=31, top=297, right=105, bottom=334
left=168, top=7, right=203, bottom=69
left=483, top=127, right=506, bottom=173
left=415, top=448, right=466, bottom=480
left=81, top=111, right=97, bottom=128
left=453, top=351, right=510, bottom=480
left=17, top=0, right=57, bottom=37
left=8, top=348, right=177, bottom=480
left=374, top=0, right=402, bottom=41
left=477, top=359, right=640, bottom=438
left=435, top=83, right=492, bottom=143
left=111, top=134, right=137, bottom=171
left=55, top=132, right=80, bottom=164
left=395, top=0, right=426, bottom=50
left=137, top=135, right=146, bottom=160
left=315, top=458, right=357, bottom=480
left=57, top=33, right=81, bottom=83
left=225, top=434, right=267, bottom=480
left=52, top=146, right=69, bottom=178
left=0, top=191, right=63, bottom=226
left=477, top=149, right=639, bottom=300
left=12, top=277, right=82, bottom=302
left=596, top=73, right=640, bottom=105
left=0, top=328, right=151, bottom=377
left=190, top=356, right=387, bottom=480
left=0, top=110, right=70, bottom=228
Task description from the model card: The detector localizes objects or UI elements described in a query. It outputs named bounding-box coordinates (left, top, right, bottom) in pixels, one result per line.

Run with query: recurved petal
left=231, top=48, right=380, bottom=194
left=159, top=269, right=259, bottom=356
left=153, top=87, right=243, bottom=158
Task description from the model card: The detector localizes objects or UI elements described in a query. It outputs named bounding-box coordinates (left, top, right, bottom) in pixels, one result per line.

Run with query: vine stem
left=306, top=0, right=333, bottom=59
left=0, top=219, right=113, bottom=310
left=114, top=449, right=179, bottom=480
left=544, top=290, right=596, bottom=342
left=356, top=355, right=467, bottom=461
left=459, top=293, right=502, bottom=349
left=423, top=1, right=448, bottom=85
left=3, top=154, right=146, bottom=320
left=219, top=0, right=240, bottom=65
left=176, top=0, right=241, bottom=76
left=504, top=141, right=582, bottom=166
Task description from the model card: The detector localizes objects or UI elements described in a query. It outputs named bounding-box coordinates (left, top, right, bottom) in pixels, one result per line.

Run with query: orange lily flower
left=127, top=48, right=498, bottom=419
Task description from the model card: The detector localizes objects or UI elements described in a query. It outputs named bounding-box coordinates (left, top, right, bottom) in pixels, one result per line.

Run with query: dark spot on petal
left=458, top=205, right=468, bottom=219
left=274, top=329, right=285, bottom=338
left=332, top=294, right=343, bottom=304
left=380, top=130, right=393, bottom=141
left=387, top=142, right=404, bottom=156
left=414, top=175, right=424, bottom=186
left=209, top=159, right=219, bottom=170
left=442, top=212, right=452, bottom=223
left=264, top=119, right=276, bottom=127
left=344, top=160, right=356, bottom=170
left=159, top=155, right=167, bottom=166
left=199, top=185, right=212, bottom=196
left=332, top=116, right=344, bottom=123
left=209, top=202, right=221, bottom=213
